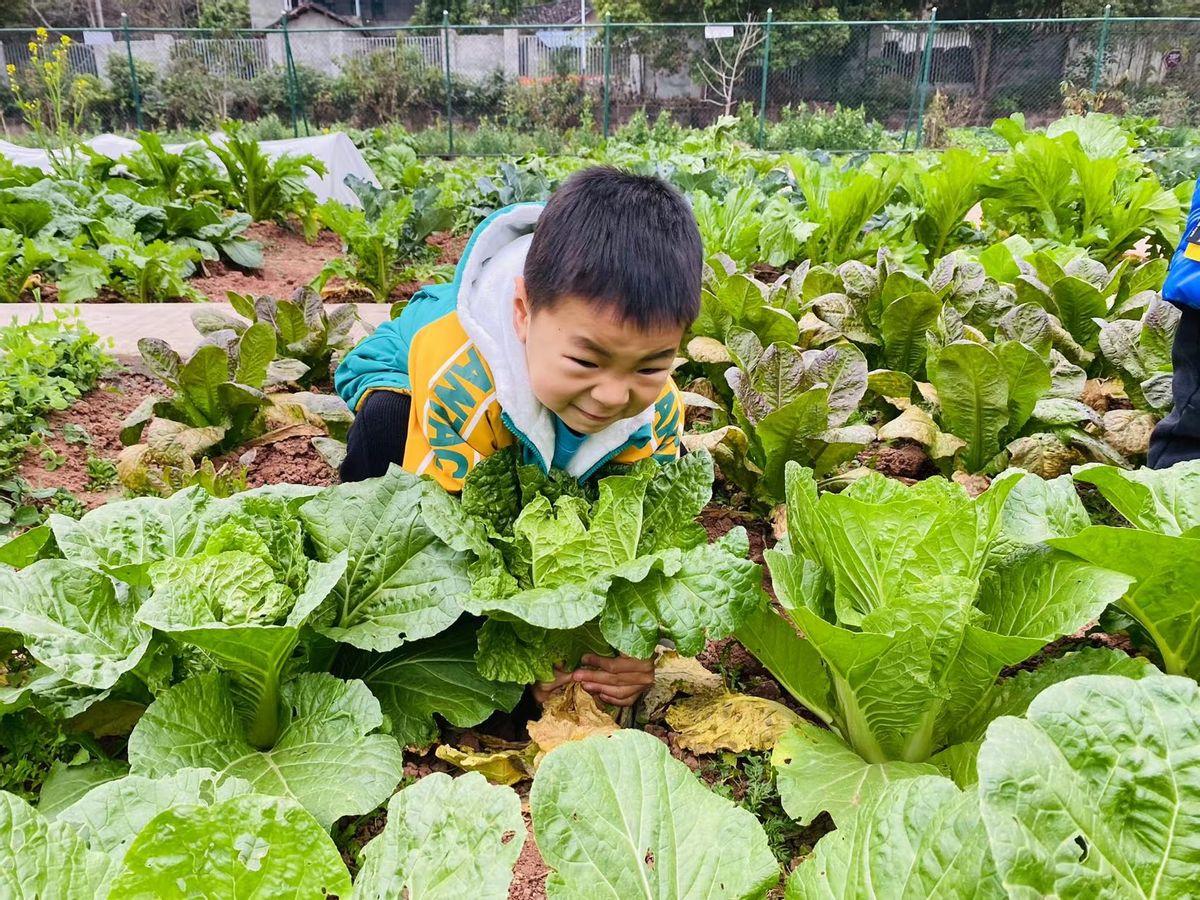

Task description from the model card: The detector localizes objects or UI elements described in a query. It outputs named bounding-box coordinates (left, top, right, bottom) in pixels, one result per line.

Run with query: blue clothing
left=550, top=417, right=587, bottom=471
left=1163, top=177, right=1200, bottom=311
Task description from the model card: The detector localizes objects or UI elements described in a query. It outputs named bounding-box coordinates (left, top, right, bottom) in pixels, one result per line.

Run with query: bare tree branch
left=697, top=13, right=764, bottom=116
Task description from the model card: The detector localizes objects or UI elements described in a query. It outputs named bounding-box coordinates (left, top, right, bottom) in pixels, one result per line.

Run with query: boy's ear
left=513, top=276, right=530, bottom=343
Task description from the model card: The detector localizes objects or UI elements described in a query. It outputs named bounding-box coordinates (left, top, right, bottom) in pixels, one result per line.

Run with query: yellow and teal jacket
left=334, top=203, right=684, bottom=492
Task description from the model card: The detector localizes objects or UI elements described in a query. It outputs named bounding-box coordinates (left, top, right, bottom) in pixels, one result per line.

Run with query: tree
left=698, top=14, right=765, bottom=115
left=199, top=0, right=250, bottom=32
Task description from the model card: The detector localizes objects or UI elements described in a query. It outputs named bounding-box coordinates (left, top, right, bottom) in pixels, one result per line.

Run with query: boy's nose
left=591, top=378, right=629, bottom=410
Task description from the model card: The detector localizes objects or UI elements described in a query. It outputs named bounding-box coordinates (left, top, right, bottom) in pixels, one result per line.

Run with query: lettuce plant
left=690, top=257, right=799, bottom=351
left=788, top=673, right=1196, bottom=899
left=422, top=449, right=765, bottom=684
left=532, top=730, right=779, bottom=897
left=903, top=148, right=993, bottom=262
left=123, top=323, right=277, bottom=458
left=982, top=114, right=1183, bottom=264
left=192, top=288, right=358, bottom=387
left=700, top=327, right=873, bottom=504
left=739, top=464, right=1135, bottom=825
left=135, top=495, right=348, bottom=748
left=314, top=176, right=453, bottom=303
left=205, top=122, right=325, bottom=231
left=1050, top=461, right=1200, bottom=678
left=1098, top=293, right=1179, bottom=414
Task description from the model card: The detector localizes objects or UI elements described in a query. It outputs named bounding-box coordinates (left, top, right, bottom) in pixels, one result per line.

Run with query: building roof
left=516, top=0, right=592, bottom=25
left=266, top=2, right=360, bottom=28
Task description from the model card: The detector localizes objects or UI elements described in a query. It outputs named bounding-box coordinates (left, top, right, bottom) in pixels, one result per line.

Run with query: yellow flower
left=60, top=35, right=71, bottom=46
left=5, top=64, right=14, bottom=77
left=36, top=27, right=48, bottom=39
left=28, top=41, right=38, bottom=53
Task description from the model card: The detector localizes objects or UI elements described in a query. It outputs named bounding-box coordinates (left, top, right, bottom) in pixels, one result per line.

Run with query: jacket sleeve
left=1163, top=177, right=1200, bottom=311
left=650, top=379, right=685, bottom=463
left=334, top=316, right=413, bottom=413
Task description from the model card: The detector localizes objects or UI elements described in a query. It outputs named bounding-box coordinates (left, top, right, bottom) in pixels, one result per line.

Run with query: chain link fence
left=2, top=15, right=1198, bottom=154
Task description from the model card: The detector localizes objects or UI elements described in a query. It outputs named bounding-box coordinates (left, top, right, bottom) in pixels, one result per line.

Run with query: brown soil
left=190, top=222, right=343, bottom=303
left=1001, top=624, right=1138, bottom=678
left=231, top=436, right=339, bottom=489
left=428, top=231, right=469, bottom=266
left=17, top=371, right=162, bottom=510
left=751, top=263, right=784, bottom=284
left=858, top=439, right=937, bottom=483
left=698, top=506, right=774, bottom=566
left=508, top=810, right=550, bottom=900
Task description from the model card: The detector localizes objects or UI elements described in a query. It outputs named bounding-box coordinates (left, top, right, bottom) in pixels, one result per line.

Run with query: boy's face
left=513, top=279, right=683, bottom=435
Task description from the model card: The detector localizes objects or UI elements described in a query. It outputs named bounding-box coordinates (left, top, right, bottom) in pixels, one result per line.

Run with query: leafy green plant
left=205, top=121, right=326, bottom=231
left=694, top=328, right=874, bottom=505
left=0, top=315, right=110, bottom=533
left=421, top=448, right=765, bottom=685
left=982, top=114, right=1183, bottom=264
left=83, top=456, right=116, bottom=490
left=788, top=674, right=1196, bottom=899
left=1050, top=461, right=1200, bottom=678
left=134, top=494, right=348, bottom=748
left=468, top=161, right=553, bottom=221
left=1098, top=293, right=1179, bottom=413
left=192, top=288, right=358, bottom=387
left=532, top=730, right=779, bottom=896
left=118, top=131, right=227, bottom=203
left=315, top=176, right=453, bottom=303
left=904, top=148, right=993, bottom=261
left=785, top=153, right=912, bottom=265
left=123, top=323, right=276, bottom=458
left=738, top=464, right=1140, bottom=827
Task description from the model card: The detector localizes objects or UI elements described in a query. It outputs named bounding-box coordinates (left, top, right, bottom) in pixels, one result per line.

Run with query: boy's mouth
left=573, top=406, right=615, bottom=425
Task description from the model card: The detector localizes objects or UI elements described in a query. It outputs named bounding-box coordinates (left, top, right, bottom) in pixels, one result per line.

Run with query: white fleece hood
left=454, top=204, right=656, bottom=478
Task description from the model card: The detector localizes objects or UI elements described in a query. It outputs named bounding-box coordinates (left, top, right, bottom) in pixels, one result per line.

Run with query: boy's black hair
left=523, top=166, right=702, bottom=330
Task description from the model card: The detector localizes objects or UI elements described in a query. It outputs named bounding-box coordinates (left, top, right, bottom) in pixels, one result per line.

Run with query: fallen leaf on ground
left=435, top=742, right=537, bottom=786
left=667, top=691, right=804, bottom=754
left=641, top=650, right=724, bottom=722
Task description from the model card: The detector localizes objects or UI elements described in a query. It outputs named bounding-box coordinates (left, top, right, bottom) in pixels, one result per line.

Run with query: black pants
left=340, top=391, right=412, bottom=483
left=1149, top=305, right=1200, bottom=469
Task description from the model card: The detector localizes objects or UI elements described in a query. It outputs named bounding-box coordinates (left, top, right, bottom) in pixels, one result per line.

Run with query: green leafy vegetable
left=127, top=672, right=405, bottom=829
left=745, top=463, right=1132, bottom=825
left=531, top=730, right=780, bottom=898
left=355, top=772, right=522, bottom=900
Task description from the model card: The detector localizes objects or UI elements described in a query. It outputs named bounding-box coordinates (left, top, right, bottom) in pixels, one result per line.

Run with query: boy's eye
left=638, top=367, right=667, bottom=376
left=569, top=357, right=599, bottom=369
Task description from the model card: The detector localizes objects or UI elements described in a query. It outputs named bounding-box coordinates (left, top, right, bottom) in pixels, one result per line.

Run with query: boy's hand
left=572, top=653, right=655, bottom=707
left=531, top=667, right=573, bottom=705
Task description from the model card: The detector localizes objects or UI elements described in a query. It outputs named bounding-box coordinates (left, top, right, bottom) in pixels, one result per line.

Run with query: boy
left=334, top=167, right=703, bottom=706
left=1150, top=175, right=1200, bottom=468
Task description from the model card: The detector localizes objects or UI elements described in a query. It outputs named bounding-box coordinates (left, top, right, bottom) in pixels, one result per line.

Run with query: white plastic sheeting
left=0, top=131, right=377, bottom=206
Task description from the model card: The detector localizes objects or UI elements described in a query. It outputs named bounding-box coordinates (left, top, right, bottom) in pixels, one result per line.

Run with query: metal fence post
left=1092, top=3, right=1113, bottom=92
left=280, top=11, right=300, bottom=137
left=442, top=10, right=454, bottom=156
left=902, top=7, right=937, bottom=150
left=121, top=13, right=143, bottom=131
left=603, top=15, right=611, bottom=140
left=757, top=8, right=773, bottom=150
left=912, top=8, right=938, bottom=149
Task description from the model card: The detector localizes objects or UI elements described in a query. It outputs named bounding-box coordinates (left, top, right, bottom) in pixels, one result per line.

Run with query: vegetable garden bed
left=1, top=108, right=1198, bottom=899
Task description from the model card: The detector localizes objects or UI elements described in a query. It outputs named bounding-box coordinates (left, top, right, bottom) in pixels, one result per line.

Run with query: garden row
left=1, top=109, right=1190, bottom=307
left=0, top=107, right=1196, bottom=898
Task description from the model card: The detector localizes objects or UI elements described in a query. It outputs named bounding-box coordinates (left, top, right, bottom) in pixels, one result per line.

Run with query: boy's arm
left=334, top=317, right=413, bottom=412
left=650, top=379, right=685, bottom=462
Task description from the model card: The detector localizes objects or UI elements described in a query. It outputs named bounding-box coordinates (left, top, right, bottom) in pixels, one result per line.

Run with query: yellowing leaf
left=667, top=691, right=804, bottom=754
left=686, top=336, right=733, bottom=364
left=527, top=683, right=619, bottom=765
left=878, top=406, right=965, bottom=460
left=641, top=649, right=723, bottom=721
left=435, top=742, right=536, bottom=786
